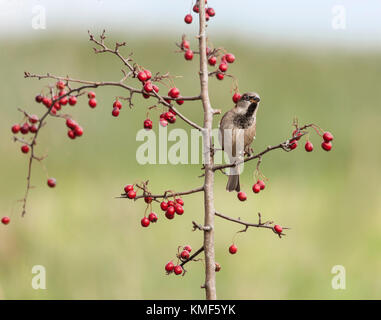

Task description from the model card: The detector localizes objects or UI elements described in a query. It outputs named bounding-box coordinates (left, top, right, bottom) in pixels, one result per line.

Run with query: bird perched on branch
left=219, top=92, right=261, bottom=192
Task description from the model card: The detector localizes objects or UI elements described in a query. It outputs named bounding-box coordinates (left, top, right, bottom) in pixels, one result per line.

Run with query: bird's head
left=235, top=92, right=261, bottom=114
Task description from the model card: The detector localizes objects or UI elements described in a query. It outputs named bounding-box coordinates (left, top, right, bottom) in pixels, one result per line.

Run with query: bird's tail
left=226, top=171, right=240, bottom=192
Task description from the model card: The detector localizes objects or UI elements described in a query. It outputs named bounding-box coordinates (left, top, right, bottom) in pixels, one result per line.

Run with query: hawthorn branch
left=212, top=129, right=310, bottom=171
left=215, top=211, right=288, bottom=237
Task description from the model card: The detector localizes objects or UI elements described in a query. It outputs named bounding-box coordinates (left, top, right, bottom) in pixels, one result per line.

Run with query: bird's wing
left=244, top=120, right=256, bottom=149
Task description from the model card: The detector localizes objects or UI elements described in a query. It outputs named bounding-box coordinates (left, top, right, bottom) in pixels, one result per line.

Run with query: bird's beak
left=250, top=97, right=260, bottom=103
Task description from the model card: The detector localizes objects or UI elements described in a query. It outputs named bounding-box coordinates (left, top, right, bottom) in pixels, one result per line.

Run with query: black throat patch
left=233, top=102, right=258, bottom=129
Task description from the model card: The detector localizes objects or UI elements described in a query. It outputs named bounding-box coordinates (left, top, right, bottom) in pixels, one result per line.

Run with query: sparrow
left=218, top=92, right=261, bottom=192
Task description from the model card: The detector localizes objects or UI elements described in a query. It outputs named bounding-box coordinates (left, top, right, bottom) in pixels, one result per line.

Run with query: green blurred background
left=1, top=1, right=381, bottom=300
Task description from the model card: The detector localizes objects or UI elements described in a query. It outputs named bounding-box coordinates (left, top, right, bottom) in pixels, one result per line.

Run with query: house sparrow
left=219, top=92, right=261, bottom=192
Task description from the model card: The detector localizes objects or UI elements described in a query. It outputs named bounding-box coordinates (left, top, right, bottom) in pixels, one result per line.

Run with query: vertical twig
left=198, top=0, right=217, bottom=300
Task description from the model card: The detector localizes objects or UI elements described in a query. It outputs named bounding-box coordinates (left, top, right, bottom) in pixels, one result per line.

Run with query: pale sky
left=1, top=0, right=381, bottom=49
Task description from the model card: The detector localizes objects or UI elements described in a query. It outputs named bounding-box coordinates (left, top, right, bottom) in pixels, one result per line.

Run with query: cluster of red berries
left=165, top=245, right=192, bottom=276
left=124, top=184, right=137, bottom=199
left=159, top=109, right=177, bottom=128
left=87, top=91, right=97, bottom=108
left=12, top=114, right=41, bottom=154
left=141, top=211, right=158, bottom=228
left=209, top=53, right=235, bottom=81
left=35, top=81, right=78, bottom=116
left=66, top=118, right=83, bottom=140
left=137, top=69, right=161, bottom=102
left=236, top=180, right=265, bottom=201
left=290, top=129, right=334, bottom=152
left=111, top=99, right=123, bottom=117
left=179, top=38, right=194, bottom=62
left=1, top=216, right=10, bottom=225
left=189, top=0, right=215, bottom=22
left=252, top=179, right=266, bottom=194
left=160, top=198, right=185, bottom=220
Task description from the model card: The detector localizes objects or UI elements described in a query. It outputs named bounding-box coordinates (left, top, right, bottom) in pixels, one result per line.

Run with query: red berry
left=207, top=7, right=215, bottom=16
left=160, top=201, right=169, bottom=211
left=321, top=141, right=332, bottom=151
left=216, top=72, right=224, bottom=80
left=292, top=129, right=303, bottom=141
left=144, top=196, right=153, bottom=204
left=174, top=204, right=184, bottom=215
left=144, top=119, right=153, bottom=130
left=143, top=82, right=153, bottom=93
left=174, top=265, right=183, bottom=275
left=184, top=14, right=193, bottom=24
left=88, top=98, right=97, bottom=108
left=165, top=210, right=175, bottom=220
left=184, top=50, right=194, bottom=61
left=232, top=93, right=241, bottom=103
left=208, top=56, right=217, bottom=66
left=180, top=250, right=190, bottom=260
left=183, top=245, right=192, bottom=252
left=20, top=123, right=29, bottom=135
left=124, top=185, right=134, bottom=193
left=229, top=244, right=237, bottom=254
left=323, top=132, right=333, bottom=142
left=42, top=97, right=52, bottom=108
left=66, top=118, right=77, bottom=129
left=47, top=178, right=56, bottom=188
left=1, top=216, right=10, bottom=225
left=274, top=225, right=283, bottom=234
left=144, top=70, right=152, bottom=80
left=53, top=101, right=61, bottom=111
left=252, top=184, right=261, bottom=193
left=224, top=53, right=235, bottom=63
left=167, top=200, right=175, bottom=207
left=205, top=12, right=210, bottom=21
left=137, top=71, right=148, bottom=82
left=29, top=115, right=39, bottom=124
left=167, top=206, right=175, bottom=215
left=74, top=125, right=83, bottom=137
left=193, top=4, right=199, bottom=13
left=176, top=99, right=184, bottom=105
left=87, top=91, right=96, bottom=99
left=127, top=190, right=136, bottom=199
left=305, top=141, right=314, bottom=152
left=219, top=63, right=228, bottom=72
left=142, top=93, right=150, bottom=99
left=148, top=212, right=158, bottom=222
left=141, top=217, right=150, bottom=228
left=289, top=140, right=298, bottom=150
left=68, top=130, right=76, bottom=139
left=168, top=87, right=180, bottom=98
left=35, top=94, right=43, bottom=103
left=21, top=144, right=29, bottom=154
left=153, top=85, right=159, bottom=93
left=56, top=80, right=65, bottom=90
left=160, top=119, right=168, bottom=127
left=165, top=261, right=175, bottom=273
left=175, top=198, right=184, bottom=206
left=50, top=107, right=57, bottom=115
left=11, top=124, right=21, bottom=134
left=257, top=180, right=265, bottom=190
left=113, top=100, right=122, bottom=109
left=182, top=40, right=190, bottom=50
left=112, top=107, right=120, bottom=117
left=68, top=96, right=77, bottom=106
left=237, top=191, right=247, bottom=201
left=29, top=124, right=38, bottom=133
left=164, top=112, right=175, bottom=121
left=60, top=96, right=68, bottom=106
